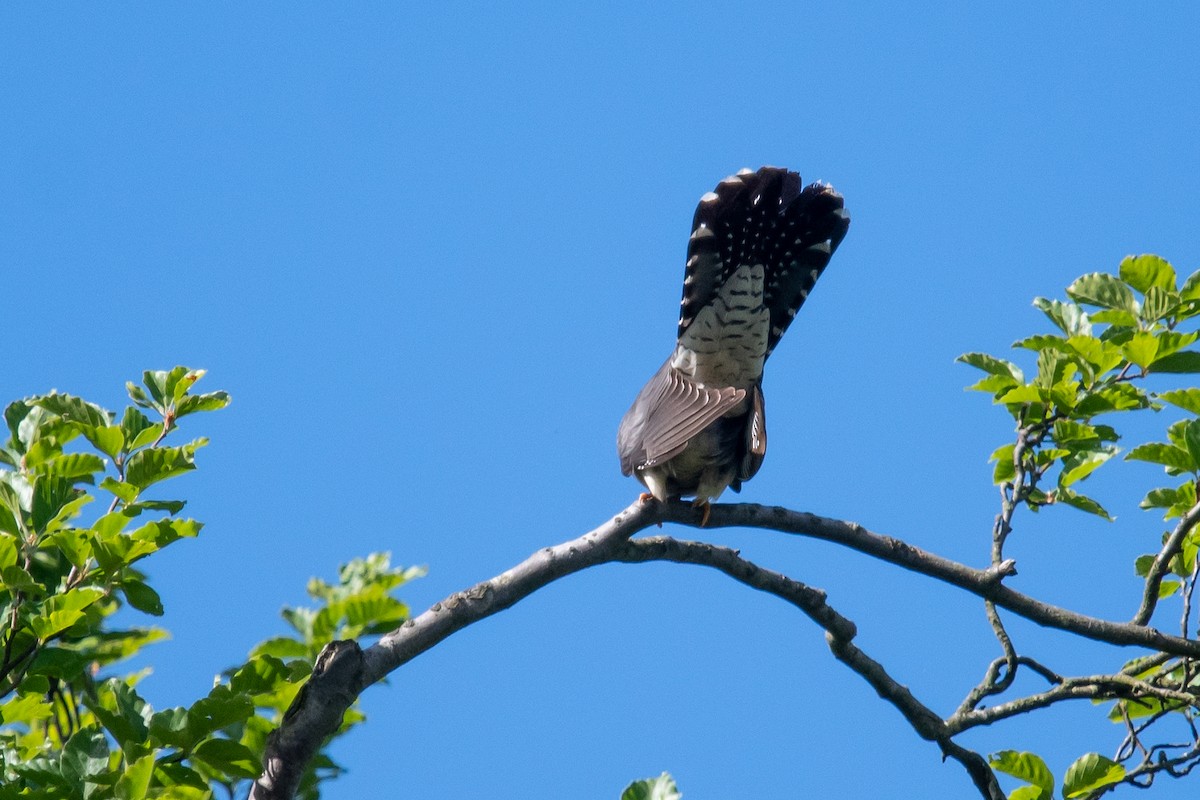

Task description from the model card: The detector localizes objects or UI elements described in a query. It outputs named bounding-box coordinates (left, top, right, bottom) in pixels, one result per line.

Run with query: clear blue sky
left=4, top=4, right=1200, bottom=799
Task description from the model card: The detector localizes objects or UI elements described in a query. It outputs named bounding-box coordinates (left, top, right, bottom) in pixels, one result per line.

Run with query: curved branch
left=251, top=498, right=1200, bottom=800
left=1133, top=498, right=1200, bottom=626
left=672, top=502, right=1200, bottom=657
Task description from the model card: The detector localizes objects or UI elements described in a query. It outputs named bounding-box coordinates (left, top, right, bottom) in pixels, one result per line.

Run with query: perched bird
left=616, top=166, right=850, bottom=519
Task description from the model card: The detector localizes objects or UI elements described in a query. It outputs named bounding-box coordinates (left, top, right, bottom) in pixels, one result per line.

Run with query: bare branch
left=946, top=674, right=1200, bottom=735
left=251, top=499, right=1200, bottom=800
left=674, top=502, right=1200, bottom=658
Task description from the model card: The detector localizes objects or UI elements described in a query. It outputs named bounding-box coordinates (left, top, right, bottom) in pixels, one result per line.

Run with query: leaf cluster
left=0, top=370, right=420, bottom=800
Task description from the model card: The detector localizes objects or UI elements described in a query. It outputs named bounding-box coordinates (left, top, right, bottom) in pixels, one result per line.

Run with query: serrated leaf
left=175, top=391, right=230, bottom=418
left=1141, top=285, right=1179, bottom=322
left=192, top=737, right=259, bottom=779
left=990, top=750, right=1054, bottom=793
left=30, top=587, right=106, bottom=639
left=32, top=393, right=112, bottom=429
left=1122, top=331, right=1159, bottom=368
left=1014, top=334, right=1070, bottom=353
left=1033, top=297, right=1091, bottom=336
left=1158, top=388, right=1200, bottom=414
left=1149, top=351, right=1200, bottom=374
left=1181, top=268, right=1200, bottom=302
left=60, top=727, right=110, bottom=783
left=1158, top=580, right=1181, bottom=598
left=1066, top=335, right=1124, bottom=374
left=1067, top=272, right=1139, bottom=313
left=621, top=773, right=682, bottom=800
left=998, top=385, right=1046, bottom=405
left=1126, top=442, right=1197, bottom=474
left=990, top=443, right=1016, bottom=484
left=1053, top=487, right=1113, bottom=520
left=120, top=407, right=158, bottom=451
left=76, top=424, right=124, bottom=459
left=31, top=452, right=106, bottom=480
left=958, top=352, right=1024, bottom=381
left=114, top=753, right=155, bottom=800
left=1062, top=752, right=1125, bottom=798
left=188, top=685, right=254, bottom=739
left=1183, top=421, right=1200, bottom=472
left=148, top=707, right=194, bottom=749
left=1120, top=254, right=1176, bottom=294
left=101, top=477, right=140, bottom=504
left=1061, top=447, right=1116, bottom=486
left=124, top=440, right=206, bottom=490
left=967, top=374, right=1021, bottom=395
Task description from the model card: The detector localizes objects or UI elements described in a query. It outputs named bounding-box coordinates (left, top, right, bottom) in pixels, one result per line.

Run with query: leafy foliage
left=965, top=257, right=1200, bottom=798
left=0, top=370, right=420, bottom=799
left=621, top=773, right=682, bottom=800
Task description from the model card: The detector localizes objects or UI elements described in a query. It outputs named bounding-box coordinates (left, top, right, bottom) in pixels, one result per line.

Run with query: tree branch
left=251, top=498, right=1200, bottom=800
left=673, top=502, right=1200, bottom=657
left=1133, top=498, right=1200, bottom=626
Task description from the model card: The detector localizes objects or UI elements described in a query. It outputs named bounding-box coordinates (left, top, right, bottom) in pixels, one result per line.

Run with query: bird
left=616, top=166, right=850, bottom=522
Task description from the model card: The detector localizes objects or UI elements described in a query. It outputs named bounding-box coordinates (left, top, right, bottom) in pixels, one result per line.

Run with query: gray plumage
left=617, top=166, right=849, bottom=503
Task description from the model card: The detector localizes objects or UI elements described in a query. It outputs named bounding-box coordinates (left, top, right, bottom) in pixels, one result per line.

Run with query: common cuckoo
left=616, top=166, right=850, bottom=517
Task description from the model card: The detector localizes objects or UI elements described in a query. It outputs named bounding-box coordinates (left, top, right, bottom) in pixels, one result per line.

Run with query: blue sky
left=4, top=4, right=1200, bottom=798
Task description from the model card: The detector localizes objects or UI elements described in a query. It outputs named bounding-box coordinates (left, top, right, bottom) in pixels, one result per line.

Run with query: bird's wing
left=617, top=358, right=746, bottom=475
left=678, top=166, right=851, bottom=359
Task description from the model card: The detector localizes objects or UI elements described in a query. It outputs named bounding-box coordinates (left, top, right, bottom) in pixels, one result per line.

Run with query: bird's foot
left=637, top=492, right=664, bottom=527
left=691, top=498, right=712, bottom=527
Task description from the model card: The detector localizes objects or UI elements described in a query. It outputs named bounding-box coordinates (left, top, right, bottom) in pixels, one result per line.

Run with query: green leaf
left=192, top=737, right=260, bottom=780
left=188, top=685, right=254, bottom=739
left=124, top=440, right=207, bottom=490
left=1066, top=335, right=1123, bottom=374
left=1140, top=483, right=1197, bottom=519
left=121, top=579, right=164, bottom=616
left=1126, top=442, right=1197, bottom=474
left=1154, top=330, right=1199, bottom=360
left=1159, top=388, right=1200, bottom=415
left=175, top=391, right=231, bottom=418
left=31, top=452, right=106, bottom=481
left=989, top=750, right=1053, bottom=795
left=114, top=753, right=156, bottom=800
left=1067, top=272, right=1139, bottom=313
left=30, top=587, right=106, bottom=640
left=967, top=374, right=1021, bottom=395
left=1149, top=351, right=1200, bottom=374
left=1120, top=253, right=1176, bottom=292
left=958, top=352, right=1024, bottom=381
left=998, top=385, right=1046, bottom=405
left=77, top=424, right=124, bottom=459
left=1184, top=421, right=1200, bottom=472
left=1033, top=297, right=1091, bottom=336
left=32, top=393, right=112, bottom=429
left=120, top=407, right=159, bottom=452
left=1014, top=334, right=1069, bottom=353
left=100, top=476, right=140, bottom=504
left=1122, top=331, right=1159, bottom=368
left=621, top=773, right=682, bottom=800
left=991, top=443, right=1016, bottom=484
left=1158, top=580, right=1181, bottom=598
left=2, top=564, right=45, bottom=595
left=59, top=727, right=110, bottom=783
left=1053, top=487, right=1113, bottom=520
left=1076, top=383, right=1150, bottom=416
left=1181, top=268, right=1200, bottom=302
left=1141, top=285, right=1179, bottom=322
left=148, top=707, right=194, bottom=750
left=1009, top=787, right=1048, bottom=800
left=1062, top=752, right=1125, bottom=798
